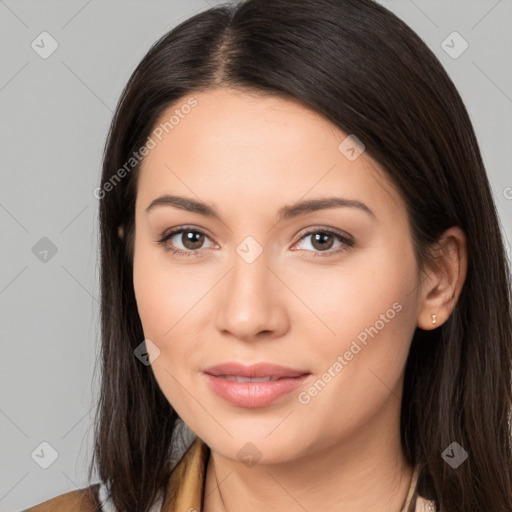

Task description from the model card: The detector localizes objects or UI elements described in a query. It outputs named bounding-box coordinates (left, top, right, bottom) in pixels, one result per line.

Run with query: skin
left=131, top=88, right=467, bottom=512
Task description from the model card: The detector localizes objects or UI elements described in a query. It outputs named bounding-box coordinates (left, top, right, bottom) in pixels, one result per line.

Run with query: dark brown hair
left=89, top=0, right=512, bottom=510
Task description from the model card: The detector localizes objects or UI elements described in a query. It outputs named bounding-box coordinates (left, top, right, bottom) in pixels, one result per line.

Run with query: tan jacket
left=22, top=437, right=435, bottom=511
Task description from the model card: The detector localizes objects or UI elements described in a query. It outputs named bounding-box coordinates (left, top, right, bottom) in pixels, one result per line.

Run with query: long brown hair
left=90, top=1, right=512, bottom=510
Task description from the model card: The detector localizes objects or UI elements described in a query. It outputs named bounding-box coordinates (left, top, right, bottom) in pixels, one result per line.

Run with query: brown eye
left=179, top=230, right=205, bottom=250
left=310, top=232, right=335, bottom=251
left=293, top=228, right=354, bottom=257
left=158, top=227, right=215, bottom=257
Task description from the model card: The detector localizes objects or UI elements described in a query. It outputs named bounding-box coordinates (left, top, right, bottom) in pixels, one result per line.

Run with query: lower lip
left=204, top=374, right=311, bottom=408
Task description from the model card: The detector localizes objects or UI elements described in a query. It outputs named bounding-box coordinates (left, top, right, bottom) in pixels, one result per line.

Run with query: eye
left=157, top=227, right=215, bottom=257
left=292, top=228, right=354, bottom=257
left=157, top=226, right=354, bottom=259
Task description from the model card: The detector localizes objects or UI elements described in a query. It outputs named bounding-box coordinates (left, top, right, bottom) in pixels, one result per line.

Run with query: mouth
left=203, top=361, right=308, bottom=378
left=214, top=375, right=282, bottom=382
left=203, top=362, right=311, bottom=408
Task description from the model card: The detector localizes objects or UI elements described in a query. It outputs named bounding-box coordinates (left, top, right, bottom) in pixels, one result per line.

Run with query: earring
left=431, top=314, right=437, bottom=325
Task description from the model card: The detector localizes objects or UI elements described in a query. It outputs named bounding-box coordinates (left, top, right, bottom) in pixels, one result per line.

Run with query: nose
left=213, top=244, right=289, bottom=343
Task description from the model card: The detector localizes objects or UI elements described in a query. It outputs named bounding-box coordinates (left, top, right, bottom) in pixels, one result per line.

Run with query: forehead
left=136, top=88, right=405, bottom=223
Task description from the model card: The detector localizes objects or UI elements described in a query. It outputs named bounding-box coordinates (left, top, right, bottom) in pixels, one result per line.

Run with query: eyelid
left=293, top=225, right=352, bottom=243
left=159, top=225, right=212, bottom=242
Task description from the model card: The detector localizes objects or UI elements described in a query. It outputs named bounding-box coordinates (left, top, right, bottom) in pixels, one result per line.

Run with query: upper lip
left=203, top=362, right=309, bottom=378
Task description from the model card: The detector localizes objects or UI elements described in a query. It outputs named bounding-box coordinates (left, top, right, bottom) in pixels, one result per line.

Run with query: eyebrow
left=145, top=194, right=376, bottom=221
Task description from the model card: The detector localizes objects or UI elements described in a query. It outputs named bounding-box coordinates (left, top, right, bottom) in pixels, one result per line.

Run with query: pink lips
left=203, top=362, right=311, bottom=408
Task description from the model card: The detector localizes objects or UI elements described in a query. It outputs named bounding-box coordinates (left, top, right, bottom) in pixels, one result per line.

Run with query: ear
left=118, top=225, right=124, bottom=239
left=416, top=226, right=468, bottom=330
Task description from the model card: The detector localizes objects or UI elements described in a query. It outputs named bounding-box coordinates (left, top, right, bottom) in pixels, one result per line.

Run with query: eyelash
left=157, top=226, right=355, bottom=259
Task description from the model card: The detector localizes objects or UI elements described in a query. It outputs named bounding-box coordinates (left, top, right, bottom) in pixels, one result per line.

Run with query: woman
left=23, top=0, right=512, bottom=511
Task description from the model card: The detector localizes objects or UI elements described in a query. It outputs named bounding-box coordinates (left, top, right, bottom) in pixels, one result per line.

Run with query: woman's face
left=133, top=88, right=424, bottom=464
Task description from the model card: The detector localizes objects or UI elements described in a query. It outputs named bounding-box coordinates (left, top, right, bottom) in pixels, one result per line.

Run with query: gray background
left=1, top=1, right=511, bottom=510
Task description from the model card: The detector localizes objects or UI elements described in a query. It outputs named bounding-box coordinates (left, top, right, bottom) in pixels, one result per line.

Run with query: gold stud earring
left=431, top=314, right=437, bottom=325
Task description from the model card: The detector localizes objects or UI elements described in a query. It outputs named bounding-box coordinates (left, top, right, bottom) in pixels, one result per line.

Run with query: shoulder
left=21, top=483, right=101, bottom=512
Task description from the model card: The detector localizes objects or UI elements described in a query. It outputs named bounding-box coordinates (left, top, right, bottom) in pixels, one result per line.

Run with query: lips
left=204, top=362, right=308, bottom=379
left=217, top=375, right=280, bottom=382
left=203, top=362, right=311, bottom=408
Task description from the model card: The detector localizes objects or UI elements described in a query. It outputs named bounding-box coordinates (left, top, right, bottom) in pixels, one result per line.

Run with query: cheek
left=133, top=229, right=195, bottom=338
left=296, top=241, right=419, bottom=421
left=288, top=241, right=419, bottom=359
left=133, top=237, right=168, bottom=340
left=132, top=241, right=203, bottom=414
left=132, top=233, right=214, bottom=377
left=298, top=245, right=416, bottom=382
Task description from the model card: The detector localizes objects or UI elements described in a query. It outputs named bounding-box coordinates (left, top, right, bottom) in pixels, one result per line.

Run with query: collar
left=160, top=436, right=433, bottom=512
left=161, top=436, right=209, bottom=511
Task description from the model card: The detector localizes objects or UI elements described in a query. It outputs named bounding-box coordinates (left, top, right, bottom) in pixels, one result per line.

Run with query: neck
left=203, top=395, right=414, bottom=512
